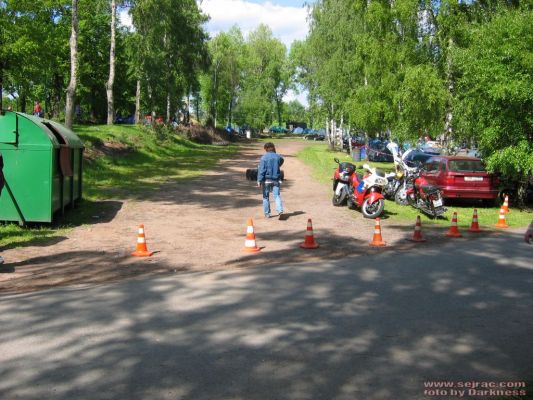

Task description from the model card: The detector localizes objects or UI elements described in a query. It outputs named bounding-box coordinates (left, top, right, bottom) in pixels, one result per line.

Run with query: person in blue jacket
left=257, top=142, right=284, bottom=218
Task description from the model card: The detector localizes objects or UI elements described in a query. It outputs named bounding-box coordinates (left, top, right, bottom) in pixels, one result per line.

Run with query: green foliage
left=234, top=24, right=289, bottom=129
left=396, top=64, right=447, bottom=141
left=452, top=9, right=533, bottom=180
left=77, top=124, right=236, bottom=199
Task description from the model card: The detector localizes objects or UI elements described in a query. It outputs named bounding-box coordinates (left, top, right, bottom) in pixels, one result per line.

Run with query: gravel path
left=0, top=140, right=516, bottom=293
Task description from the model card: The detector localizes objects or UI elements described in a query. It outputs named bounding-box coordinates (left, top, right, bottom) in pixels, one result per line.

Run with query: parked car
left=420, top=156, right=499, bottom=205
left=402, top=149, right=434, bottom=167
left=367, top=140, right=394, bottom=162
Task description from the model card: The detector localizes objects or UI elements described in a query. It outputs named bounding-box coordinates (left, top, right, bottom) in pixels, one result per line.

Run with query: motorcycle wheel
left=394, top=188, right=409, bottom=205
left=362, top=198, right=385, bottom=219
left=332, top=193, right=346, bottom=207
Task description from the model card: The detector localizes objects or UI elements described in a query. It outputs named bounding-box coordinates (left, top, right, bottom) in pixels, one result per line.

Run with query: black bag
left=245, top=168, right=284, bottom=181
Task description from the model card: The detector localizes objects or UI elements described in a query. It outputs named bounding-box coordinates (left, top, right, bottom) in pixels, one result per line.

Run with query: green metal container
left=0, top=111, right=84, bottom=224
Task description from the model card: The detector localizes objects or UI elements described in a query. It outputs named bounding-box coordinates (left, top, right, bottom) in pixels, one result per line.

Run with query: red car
left=421, top=156, right=499, bottom=205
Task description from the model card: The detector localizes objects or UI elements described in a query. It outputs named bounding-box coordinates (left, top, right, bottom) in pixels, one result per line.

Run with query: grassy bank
left=298, top=142, right=532, bottom=228
left=0, top=125, right=236, bottom=249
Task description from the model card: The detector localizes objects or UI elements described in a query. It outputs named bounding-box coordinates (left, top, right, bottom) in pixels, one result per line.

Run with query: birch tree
left=65, top=0, right=78, bottom=129
left=106, top=0, right=116, bottom=124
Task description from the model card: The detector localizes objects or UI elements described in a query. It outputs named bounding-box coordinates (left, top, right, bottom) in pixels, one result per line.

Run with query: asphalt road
left=0, top=232, right=532, bottom=400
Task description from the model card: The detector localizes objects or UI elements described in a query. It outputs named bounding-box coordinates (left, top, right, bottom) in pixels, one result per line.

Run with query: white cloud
left=200, top=0, right=309, bottom=48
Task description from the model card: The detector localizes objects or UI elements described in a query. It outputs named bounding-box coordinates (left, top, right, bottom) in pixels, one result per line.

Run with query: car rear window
left=448, top=160, right=486, bottom=172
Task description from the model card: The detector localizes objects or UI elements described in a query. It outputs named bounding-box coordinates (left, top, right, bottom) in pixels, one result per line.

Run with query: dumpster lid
left=43, top=120, right=84, bottom=148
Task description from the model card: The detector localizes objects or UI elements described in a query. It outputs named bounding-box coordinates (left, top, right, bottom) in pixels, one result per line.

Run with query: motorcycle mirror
left=334, top=157, right=340, bottom=163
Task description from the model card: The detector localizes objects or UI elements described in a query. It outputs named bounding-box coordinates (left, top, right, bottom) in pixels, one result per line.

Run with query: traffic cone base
left=468, top=209, right=482, bottom=233
left=243, top=218, right=261, bottom=253
left=408, top=215, right=426, bottom=242
left=446, top=212, right=463, bottom=237
left=369, top=218, right=386, bottom=247
left=300, top=219, right=319, bottom=249
left=495, top=208, right=509, bottom=229
left=132, top=224, right=153, bottom=257
left=132, top=249, right=154, bottom=257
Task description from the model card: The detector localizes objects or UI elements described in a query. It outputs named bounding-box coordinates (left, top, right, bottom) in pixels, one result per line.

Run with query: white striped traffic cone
left=132, top=224, right=154, bottom=257
left=243, top=218, right=260, bottom=253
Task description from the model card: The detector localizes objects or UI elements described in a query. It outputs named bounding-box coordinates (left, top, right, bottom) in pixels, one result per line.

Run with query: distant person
left=33, top=101, right=42, bottom=117
left=257, top=142, right=284, bottom=219
left=0, top=152, right=4, bottom=265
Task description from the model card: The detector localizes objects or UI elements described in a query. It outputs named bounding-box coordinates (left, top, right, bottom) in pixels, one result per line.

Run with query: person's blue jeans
left=262, top=182, right=283, bottom=216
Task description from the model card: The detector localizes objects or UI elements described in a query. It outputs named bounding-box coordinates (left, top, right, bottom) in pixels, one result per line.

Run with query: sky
left=200, top=0, right=309, bottom=48
left=119, top=0, right=310, bottom=105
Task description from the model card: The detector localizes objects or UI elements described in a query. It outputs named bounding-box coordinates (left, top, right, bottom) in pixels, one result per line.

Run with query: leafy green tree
left=453, top=8, right=533, bottom=202
left=130, top=0, right=208, bottom=123
left=283, top=100, right=307, bottom=126
left=202, top=26, right=244, bottom=127
left=236, top=24, right=288, bottom=129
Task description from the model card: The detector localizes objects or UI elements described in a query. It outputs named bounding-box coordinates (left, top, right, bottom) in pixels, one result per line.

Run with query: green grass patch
left=77, top=124, right=236, bottom=200
left=298, top=142, right=532, bottom=228
left=0, top=124, right=237, bottom=249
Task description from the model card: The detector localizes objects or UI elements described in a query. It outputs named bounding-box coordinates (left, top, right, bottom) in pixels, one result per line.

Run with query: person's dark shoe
left=278, top=212, right=285, bottom=220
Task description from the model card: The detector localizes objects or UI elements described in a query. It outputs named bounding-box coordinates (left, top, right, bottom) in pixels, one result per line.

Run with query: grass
left=77, top=124, right=236, bottom=200
left=297, top=142, right=532, bottom=228
left=0, top=124, right=237, bottom=249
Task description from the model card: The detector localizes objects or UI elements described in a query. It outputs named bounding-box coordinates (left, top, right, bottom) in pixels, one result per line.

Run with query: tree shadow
left=0, top=232, right=531, bottom=399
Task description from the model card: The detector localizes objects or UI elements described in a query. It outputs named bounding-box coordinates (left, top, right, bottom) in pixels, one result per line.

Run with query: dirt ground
left=0, top=140, right=511, bottom=294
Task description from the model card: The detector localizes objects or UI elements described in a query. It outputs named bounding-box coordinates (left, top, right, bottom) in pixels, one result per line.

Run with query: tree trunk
left=185, top=91, right=191, bottom=125
left=166, top=91, right=171, bottom=123
left=52, top=73, right=62, bottom=119
left=134, top=79, right=141, bottom=124
left=106, top=0, right=116, bottom=125
left=65, top=0, right=79, bottom=130
left=228, top=98, right=233, bottom=127
left=19, top=90, right=27, bottom=114
left=195, top=95, right=200, bottom=123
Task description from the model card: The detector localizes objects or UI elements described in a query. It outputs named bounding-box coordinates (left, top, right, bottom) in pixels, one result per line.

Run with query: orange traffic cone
left=468, top=209, right=482, bottom=233
left=408, top=215, right=426, bottom=242
left=300, top=219, right=319, bottom=249
left=369, top=218, right=386, bottom=247
left=445, top=212, right=463, bottom=237
left=131, top=224, right=154, bottom=257
left=495, top=207, right=509, bottom=228
left=502, top=195, right=510, bottom=214
left=243, top=218, right=261, bottom=253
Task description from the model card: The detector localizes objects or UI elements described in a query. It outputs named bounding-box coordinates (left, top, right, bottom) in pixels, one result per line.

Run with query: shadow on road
left=0, top=232, right=531, bottom=399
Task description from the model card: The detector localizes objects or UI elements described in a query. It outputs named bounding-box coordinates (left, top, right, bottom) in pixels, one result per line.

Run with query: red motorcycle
left=402, top=169, right=446, bottom=218
left=332, top=158, right=387, bottom=218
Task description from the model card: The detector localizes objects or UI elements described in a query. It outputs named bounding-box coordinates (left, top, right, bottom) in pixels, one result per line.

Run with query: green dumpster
left=0, top=110, right=84, bottom=224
